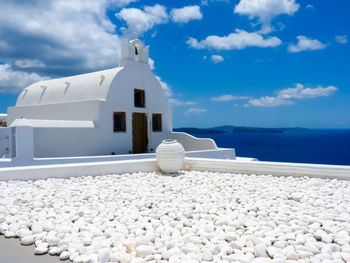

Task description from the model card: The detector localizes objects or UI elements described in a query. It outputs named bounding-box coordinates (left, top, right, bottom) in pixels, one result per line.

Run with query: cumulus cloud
left=148, top=58, right=155, bottom=70
left=201, top=0, right=230, bottom=5
left=0, top=64, right=49, bottom=93
left=234, top=0, right=299, bottom=33
left=116, top=4, right=168, bottom=36
left=210, top=55, right=224, bottom=63
left=185, top=107, right=207, bottom=115
left=15, top=59, right=45, bottom=69
left=171, top=5, right=203, bottom=23
left=335, top=35, right=348, bottom=44
left=211, top=95, right=251, bottom=101
left=187, top=29, right=282, bottom=50
left=288, top=36, right=327, bottom=53
left=0, top=0, right=123, bottom=78
left=111, top=0, right=139, bottom=7
left=168, top=98, right=197, bottom=106
left=155, top=76, right=172, bottom=98
left=155, top=76, right=197, bottom=107
left=246, top=84, right=338, bottom=107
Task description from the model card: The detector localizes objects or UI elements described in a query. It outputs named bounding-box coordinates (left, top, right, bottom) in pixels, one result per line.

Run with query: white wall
left=0, top=159, right=160, bottom=181
left=0, top=128, right=10, bottom=158
left=185, top=157, right=350, bottom=180
left=98, top=61, right=172, bottom=155
left=7, top=100, right=101, bottom=124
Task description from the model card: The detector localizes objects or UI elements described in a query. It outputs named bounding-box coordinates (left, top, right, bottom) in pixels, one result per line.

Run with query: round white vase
left=156, top=139, right=185, bottom=174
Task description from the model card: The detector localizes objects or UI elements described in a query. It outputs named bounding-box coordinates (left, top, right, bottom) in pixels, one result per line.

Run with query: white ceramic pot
left=156, top=139, right=185, bottom=174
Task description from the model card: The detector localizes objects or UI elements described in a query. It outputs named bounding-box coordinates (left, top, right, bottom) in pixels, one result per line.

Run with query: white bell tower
left=120, top=39, right=149, bottom=67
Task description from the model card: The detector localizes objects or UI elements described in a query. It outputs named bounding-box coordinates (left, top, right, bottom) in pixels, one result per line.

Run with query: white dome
left=16, top=67, right=123, bottom=106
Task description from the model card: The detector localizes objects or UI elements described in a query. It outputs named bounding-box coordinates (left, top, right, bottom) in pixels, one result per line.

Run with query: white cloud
left=211, top=94, right=251, bottom=101
left=246, top=83, right=338, bottom=107
left=185, top=107, right=207, bottom=115
left=116, top=4, right=168, bottom=35
left=0, top=0, right=123, bottom=78
left=277, top=84, right=337, bottom=99
left=210, top=55, right=224, bottom=63
left=171, top=5, right=203, bottom=23
left=148, top=58, right=155, bottom=70
left=335, top=35, right=348, bottom=44
left=306, top=4, right=314, bottom=10
left=201, top=0, right=230, bottom=5
left=15, top=59, right=45, bottom=69
left=155, top=76, right=172, bottom=97
left=0, top=64, right=49, bottom=93
left=234, top=0, right=299, bottom=33
left=288, top=36, right=327, bottom=53
left=110, top=0, right=139, bottom=7
left=247, top=96, right=293, bottom=107
left=187, top=29, right=282, bottom=50
left=168, top=98, right=196, bottom=106
left=155, top=76, right=196, bottom=107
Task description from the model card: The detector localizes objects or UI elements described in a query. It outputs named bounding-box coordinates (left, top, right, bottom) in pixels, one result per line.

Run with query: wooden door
left=132, top=113, right=148, bottom=153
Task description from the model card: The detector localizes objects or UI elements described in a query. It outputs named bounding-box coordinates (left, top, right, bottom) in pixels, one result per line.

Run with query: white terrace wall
left=0, top=128, right=11, bottom=158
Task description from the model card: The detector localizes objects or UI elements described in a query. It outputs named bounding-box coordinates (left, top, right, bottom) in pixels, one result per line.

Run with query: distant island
left=174, top=125, right=310, bottom=134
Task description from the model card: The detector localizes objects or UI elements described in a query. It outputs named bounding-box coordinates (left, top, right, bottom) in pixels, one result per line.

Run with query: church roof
left=16, top=67, right=123, bottom=106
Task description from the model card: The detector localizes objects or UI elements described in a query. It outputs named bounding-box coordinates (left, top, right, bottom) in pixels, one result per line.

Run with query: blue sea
left=192, top=129, right=350, bottom=166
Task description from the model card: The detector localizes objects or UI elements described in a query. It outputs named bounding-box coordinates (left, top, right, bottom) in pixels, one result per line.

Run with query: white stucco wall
left=0, top=127, right=10, bottom=158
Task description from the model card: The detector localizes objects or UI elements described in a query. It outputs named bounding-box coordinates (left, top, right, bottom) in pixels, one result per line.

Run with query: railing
left=171, top=132, right=218, bottom=151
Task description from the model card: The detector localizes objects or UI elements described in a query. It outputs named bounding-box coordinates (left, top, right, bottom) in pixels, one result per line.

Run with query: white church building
left=1, top=39, right=230, bottom=161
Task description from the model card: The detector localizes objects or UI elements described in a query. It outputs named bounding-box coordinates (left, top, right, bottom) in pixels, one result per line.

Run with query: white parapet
left=171, top=132, right=219, bottom=151
left=185, top=157, right=350, bottom=180
left=0, top=127, right=11, bottom=158
left=0, top=159, right=159, bottom=181
left=10, top=119, right=34, bottom=163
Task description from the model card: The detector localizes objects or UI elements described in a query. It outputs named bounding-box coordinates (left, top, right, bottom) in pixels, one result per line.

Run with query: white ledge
left=11, top=119, right=95, bottom=128
left=185, top=158, right=350, bottom=180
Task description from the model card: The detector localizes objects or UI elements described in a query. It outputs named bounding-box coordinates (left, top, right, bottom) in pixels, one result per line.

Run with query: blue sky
left=0, top=0, right=349, bottom=128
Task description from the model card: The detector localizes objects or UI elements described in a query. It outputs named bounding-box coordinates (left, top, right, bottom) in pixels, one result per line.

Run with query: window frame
left=152, top=113, right=162, bottom=132
left=113, top=112, right=126, bottom=132
left=134, top=89, right=145, bottom=108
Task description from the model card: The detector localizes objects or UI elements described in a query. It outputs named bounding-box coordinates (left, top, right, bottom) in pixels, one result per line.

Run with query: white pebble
left=21, top=235, right=34, bottom=246
left=34, top=246, right=48, bottom=255
left=98, top=248, right=110, bottom=263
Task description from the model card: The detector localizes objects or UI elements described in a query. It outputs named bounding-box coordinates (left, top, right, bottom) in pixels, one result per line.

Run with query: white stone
left=98, top=248, right=110, bottom=263
left=60, top=251, right=70, bottom=260
left=31, top=222, right=43, bottom=234
left=136, top=245, right=155, bottom=257
left=21, top=235, right=34, bottom=246
left=34, top=246, right=48, bottom=255
left=254, top=242, right=267, bottom=257
left=201, top=251, right=213, bottom=261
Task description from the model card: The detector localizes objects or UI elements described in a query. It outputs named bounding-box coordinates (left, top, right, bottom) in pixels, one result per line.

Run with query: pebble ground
left=1, top=171, right=350, bottom=263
